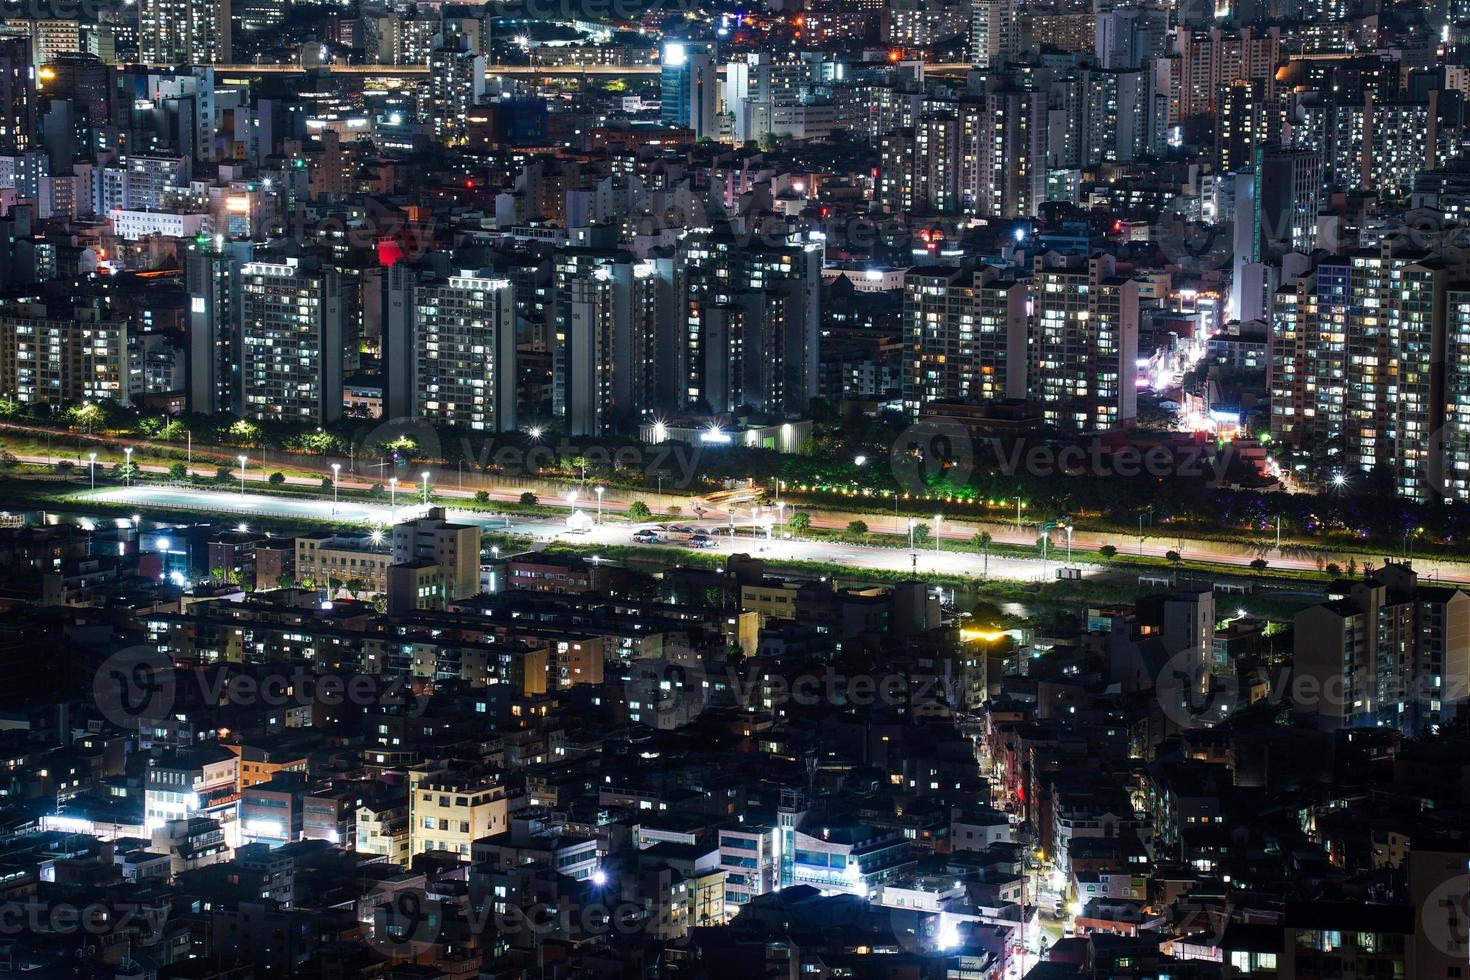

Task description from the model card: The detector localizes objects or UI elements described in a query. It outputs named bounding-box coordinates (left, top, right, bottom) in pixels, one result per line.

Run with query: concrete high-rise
left=140, top=0, right=231, bottom=65
left=660, top=40, right=716, bottom=140
left=240, top=257, right=343, bottom=424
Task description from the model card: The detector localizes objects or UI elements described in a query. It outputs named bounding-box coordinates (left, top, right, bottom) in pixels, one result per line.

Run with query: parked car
left=632, top=530, right=659, bottom=544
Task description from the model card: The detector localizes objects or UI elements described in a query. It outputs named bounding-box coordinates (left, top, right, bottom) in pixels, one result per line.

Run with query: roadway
left=78, top=484, right=1093, bottom=584
left=189, top=61, right=976, bottom=78
left=17, top=441, right=1469, bottom=585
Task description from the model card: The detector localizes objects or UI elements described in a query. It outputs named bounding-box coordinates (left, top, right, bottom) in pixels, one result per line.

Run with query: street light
left=595, top=486, right=604, bottom=523
left=124, top=447, right=134, bottom=488
left=908, top=517, right=916, bottom=550
left=237, top=455, right=247, bottom=497
left=389, top=477, right=398, bottom=520
left=1065, top=524, right=1074, bottom=566
left=934, top=514, right=942, bottom=557
left=421, top=470, right=430, bottom=505
left=88, top=452, right=96, bottom=490
left=331, top=463, right=341, bottom=514
left=854, top=455, right=867, bottom=467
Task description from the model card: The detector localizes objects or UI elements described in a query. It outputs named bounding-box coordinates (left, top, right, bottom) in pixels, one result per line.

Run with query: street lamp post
left=124, top=447, right=133, bottom=488
left=331, top=463, right=340, bottom=514
left=88, top=452, right=96, bottom=490
left=595, top=486, right=604, bottom=523
left=908, top=518, right=916, bottom=550
left=421, top=471, right=430, bottom=505
left=1065, top=524, right=1073, bottom=566
left=389, top=477, right=398, bottom=520
left=1015, top=497, right=1022, bottom=533
left=934, top=514, right=942, bottom=558
left=237, top=455, right=247, bottom=497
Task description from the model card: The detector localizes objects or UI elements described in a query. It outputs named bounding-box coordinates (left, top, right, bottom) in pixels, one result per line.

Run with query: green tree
left=628, top=500, right=652, bottom=520
left=345, top=577, right=365, bottom=599
left=268, top=471, right=286, bottom=486
left=973, top=531, right=992, bottom=577
left=845, top=519, right=869, bottom=540
left=667, top=505, right=682, bottom=517
left=68, top=402, right=105, bottom=434
left=328, top=576, right=344, bottom=596
left=519, top=491, right=538, bottom=506
left=275, top=573, right=295, bottom=590
left=210, top=566, right=227, bottom=584
left=1325, top=562, right=1342, bottom=578
left=1249, top=558, right=1269, bottom=574
left=321, top=476, right=334, bottom=490
left=214, top=466, right=232, bottom=483
left=912, top=523, right=931, bottom=545
left=473, top=490, right=490, bottom=504
left=788, top=511, right=811, bottom=534
left=1165, top=550, right=1182, bottom=563
left=167, top=462, right=188, bottom=481
left=1099, top=544, right=1117, bottom=559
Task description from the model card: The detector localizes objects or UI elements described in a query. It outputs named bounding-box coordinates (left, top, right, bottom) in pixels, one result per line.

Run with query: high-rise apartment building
left=1033, top=252, right=1139, bottom=432
left=970, top=0, right=1017, bottom=67
left=239, top=258, right=343, bottom=424
left=901, top=265, right=1029, bottom=412
left=0, top=35, right=34, bottom=154
left=427, top=41, right=485, bottom=146
left=675, top=226, right=822, bottom=416
left=140, top=0, right=231, bottom=65
left=1294, top=563, right=1470, bottom=734
left=185, top=239, right=252, bottom=416
left=0, top=304, right=127, bottom=407
left=1269, top=247, right=1453, bottom=499
left=546, top=246, right=674, bottom=436
left=660, top=40, right=716, bottom=139
left=413, top=271, right=517, bottom=434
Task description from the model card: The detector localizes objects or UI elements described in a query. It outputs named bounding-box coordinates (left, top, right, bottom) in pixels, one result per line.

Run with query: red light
left=1112, top=220, right=1123, bottom=233
left=377, top=237, right=404, bottom=267
left=888, top=49, right=901, bottom=62
left=465, top=179, right=474, bottom=188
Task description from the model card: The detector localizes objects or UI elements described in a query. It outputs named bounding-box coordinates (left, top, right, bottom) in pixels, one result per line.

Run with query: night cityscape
left=0, top=0, right=1466, bottom=976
